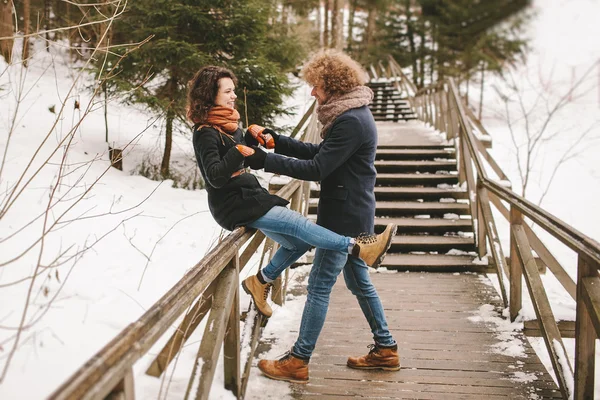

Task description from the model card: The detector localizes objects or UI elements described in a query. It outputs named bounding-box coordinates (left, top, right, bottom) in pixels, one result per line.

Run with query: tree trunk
left=44, top=0, right=50, bottom=51
left=404, top=0, right=418, bottom=87
left=478, top=62, right=485, bottom=120
left=0, top=0, right=14, bottom=63
left=317, top=0, right=323, bottom=47
left=22, top=0, right=30, bottom=66
left=324, top=0, right=330, bottom=48
left=418, top=20, right=425, bottom=88
left=104, top=82, right=109, bottom=143
left=365, top=4, right=377, bottom=53
left=161, top=107, right=174, bottom=178
left=161, top=76, right=176, bottom=178
left=347, top=0, right=357, bottom=51
left=331, top=0, right=338, bottom=49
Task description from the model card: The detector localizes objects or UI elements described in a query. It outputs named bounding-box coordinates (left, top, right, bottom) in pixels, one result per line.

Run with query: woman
left=187, top=65, right=395, bottom=318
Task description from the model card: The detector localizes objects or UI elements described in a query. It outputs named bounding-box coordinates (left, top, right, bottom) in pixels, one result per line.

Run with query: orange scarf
left=206, top=106, right=240, bottom=133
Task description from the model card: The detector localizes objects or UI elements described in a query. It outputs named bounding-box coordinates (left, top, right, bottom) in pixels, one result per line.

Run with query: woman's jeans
left=247, top=206, right=351, bottom=281
left=291, top=249, right=396, bottom=359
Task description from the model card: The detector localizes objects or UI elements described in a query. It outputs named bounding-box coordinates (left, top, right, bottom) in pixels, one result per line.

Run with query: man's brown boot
left=258, top=351, right=309, bottom=384
left=242, top=275, right=273, bottom=317
left=352, top=223, right=397, bottom=268
left=347, top=344, right=401, bottom=371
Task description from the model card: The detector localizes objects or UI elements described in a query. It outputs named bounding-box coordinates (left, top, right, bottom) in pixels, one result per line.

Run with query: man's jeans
left=247, top=206, right=352, bottom=281
left=292, top=249, right=396, bottom=360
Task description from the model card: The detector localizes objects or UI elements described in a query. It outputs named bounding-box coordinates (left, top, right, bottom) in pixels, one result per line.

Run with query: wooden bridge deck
left=288, top=271, right=561, bottom=399
left=258, top=120, right=561, bottom=399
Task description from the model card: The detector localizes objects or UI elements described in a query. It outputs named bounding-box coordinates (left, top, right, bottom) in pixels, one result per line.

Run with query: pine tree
left=98, top=0, right=301, bottom=178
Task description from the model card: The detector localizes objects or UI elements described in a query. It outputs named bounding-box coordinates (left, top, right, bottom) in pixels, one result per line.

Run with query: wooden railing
left=49, top=103, right=320, bottom=400
left=383, top=57, right=600, bottom=400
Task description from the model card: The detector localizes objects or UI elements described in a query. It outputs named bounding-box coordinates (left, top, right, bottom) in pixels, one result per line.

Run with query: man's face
left=311, top=85, right=328, bottom=104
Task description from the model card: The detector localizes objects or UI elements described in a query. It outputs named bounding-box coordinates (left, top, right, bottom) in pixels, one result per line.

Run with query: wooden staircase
left=367, top=81, right=417, bottom=122
left=373, top=143, right=488, bottom=271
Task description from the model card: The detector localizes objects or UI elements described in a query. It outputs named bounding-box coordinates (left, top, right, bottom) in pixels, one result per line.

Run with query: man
left=244, top=49, right=400, bottom=383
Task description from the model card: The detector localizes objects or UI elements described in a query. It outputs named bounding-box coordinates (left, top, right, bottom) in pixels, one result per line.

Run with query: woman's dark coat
left=193, top=126, right=288, bottom=231
left=264, top=105, right=377, bottom=237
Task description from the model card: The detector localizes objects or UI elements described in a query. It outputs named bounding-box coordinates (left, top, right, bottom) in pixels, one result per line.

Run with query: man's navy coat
left=264, top=105, right=377, bottom=237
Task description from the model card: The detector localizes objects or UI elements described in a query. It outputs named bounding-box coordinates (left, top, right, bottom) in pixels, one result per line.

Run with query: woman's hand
left=235, top=144, right=255, bottom=156
left=244, top=146, right=267, bottom=170
left=245, top=124, right=278, bottom=149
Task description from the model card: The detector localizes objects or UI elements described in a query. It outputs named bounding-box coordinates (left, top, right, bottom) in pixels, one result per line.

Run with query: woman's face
left=215, top=77, right=237, bottom=108
left=311, top=85, right=328, bottom=104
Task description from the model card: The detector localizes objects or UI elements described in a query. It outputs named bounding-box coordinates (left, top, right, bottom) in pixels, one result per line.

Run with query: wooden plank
left=478, top=186, right=508, bottom=307
left=512, top=224, right=573, bottom=399
left=240, top=313, right=265, bottom=399
left=489, top=191, right=576, bottom=300
left=510, top=206, right=523, bottom=322
left=524, top=320, right=576, bottom=338
left=223, top=257, right=240, bottom=397
left=145, top=282, right=215, bottom=377
left=185, top=260, right=238, bottom=400
left=575, top=254, right=599, bottom=400
left=49, top=228, right=253, bottom=400
left=484, top=179, right=600, bottom=266
left=106, top=367, right=135, bottom=400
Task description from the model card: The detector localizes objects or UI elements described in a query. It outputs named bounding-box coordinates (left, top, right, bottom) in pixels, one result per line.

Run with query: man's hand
left=244, top=145, right=267, bottom=170
left=246, top=124, right=278, bottom=149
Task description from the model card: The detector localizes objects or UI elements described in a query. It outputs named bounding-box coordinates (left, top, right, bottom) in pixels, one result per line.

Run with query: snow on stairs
left=373, top=143, right=487, bottom=272
left=367, top=81, right=417, bottom=122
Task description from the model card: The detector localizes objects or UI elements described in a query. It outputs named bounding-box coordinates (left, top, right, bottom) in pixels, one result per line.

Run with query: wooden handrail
left=410, top=67, right=600, bottom=400
left=483, top=179, right=600, bottom=266
left=50, top=92, right=322, bottom=399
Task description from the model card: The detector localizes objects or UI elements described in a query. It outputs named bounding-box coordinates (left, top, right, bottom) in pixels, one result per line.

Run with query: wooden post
left=223, top=256, right=240, bottom=397
left=574, top=254, right=597, bottom=400
left=477, top=199, right=486, bottom=258
left=509, top=205, right=523, bottom=322
left=185, top=258, right=239, bottom=400
left=106, top=367, right=135, bottom=400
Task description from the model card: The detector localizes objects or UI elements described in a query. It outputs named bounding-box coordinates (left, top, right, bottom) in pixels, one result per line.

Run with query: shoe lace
left=356, top=232, right=377, bottom=245
left=366, top=344, right=380, bottom=355
left=275, top=350, right=294, bottom=365
left=263, top=283, right=272, bottom=300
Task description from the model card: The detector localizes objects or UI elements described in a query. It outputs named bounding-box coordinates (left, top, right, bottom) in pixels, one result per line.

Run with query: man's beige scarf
left=317, top=86, right=374, bottom=139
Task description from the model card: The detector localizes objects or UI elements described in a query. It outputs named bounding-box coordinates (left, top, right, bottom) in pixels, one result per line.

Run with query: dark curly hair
left=186, top=66, right=238, bottom=124
left=301, top=50, right=367, bottom=96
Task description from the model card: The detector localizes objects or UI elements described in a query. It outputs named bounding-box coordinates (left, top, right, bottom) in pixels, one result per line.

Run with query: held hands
left=235, top=144, right=255, bottom=157
left=244, top=146, right=267, bottom=170
left=235, top=144, right=266, bottom=170
left=245, top=124, right=278, bottom=149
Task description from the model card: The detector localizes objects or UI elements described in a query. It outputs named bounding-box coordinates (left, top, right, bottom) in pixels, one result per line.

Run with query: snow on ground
left=469, top=0, right=600, bottom=395
left=1, top=0, right=599, bottom=398
left=0, top=37, right=311, bottom=399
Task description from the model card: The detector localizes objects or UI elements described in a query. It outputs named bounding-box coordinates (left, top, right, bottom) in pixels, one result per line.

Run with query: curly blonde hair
left=301, top=49, right=367, bottom=95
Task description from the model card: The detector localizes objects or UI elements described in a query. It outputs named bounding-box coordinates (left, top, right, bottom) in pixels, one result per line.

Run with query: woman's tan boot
left=352, top=223, right=397, bottom=268
left=242, top=275, right=273, bottom=317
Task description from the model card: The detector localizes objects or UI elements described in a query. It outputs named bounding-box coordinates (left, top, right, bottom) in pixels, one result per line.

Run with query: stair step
left=377, top=173, right=459, bottom=186
left=308, top=200, right=470, bottom=216
left=268, top=185, right=467, bottom=201
left=375, top=160, right=456, bottom=173
left=390, top=235, right=475, bottom=252
left=373, top=187, right=467, bottom=200
left=374, top=116, right=418, bottom=122
left=375, top=217, right=473, bottom=233
left=376, top=149, right=455, bottom=160
left=380, top=254, right=491, bottom=272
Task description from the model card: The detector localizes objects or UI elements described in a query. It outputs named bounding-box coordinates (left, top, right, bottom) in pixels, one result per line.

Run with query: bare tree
left=0, top=0, right=14, bottom=63
left=493, top=59, right=600, bottom=202
left=0, top=0, right=162, bottom=383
